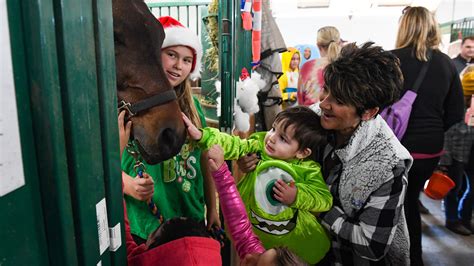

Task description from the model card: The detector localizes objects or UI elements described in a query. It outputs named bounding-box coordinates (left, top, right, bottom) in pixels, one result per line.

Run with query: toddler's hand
left=273, top=179, right=297, bottom=206
left=182, top=112, right=202, bottom=140
left=207, top=145, right=225, bottom=172
left=118, top=110, right=132, bottom=158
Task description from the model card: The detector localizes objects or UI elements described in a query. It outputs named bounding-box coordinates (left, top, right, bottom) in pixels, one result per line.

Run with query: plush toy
left=234, top=68, right=265, bottom=132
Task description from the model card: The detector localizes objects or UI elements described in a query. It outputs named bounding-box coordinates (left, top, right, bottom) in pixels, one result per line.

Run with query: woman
left=239, top=42, right=412, bottom=264
left=121, top=16, right=219, bottom=244
left=279, top=47, right=301, bottom=109
left=298, top=26, right=341, bottom=106
left=313, top=43, right=412, bottom=265
left=391, top=7, right=464, bottom=264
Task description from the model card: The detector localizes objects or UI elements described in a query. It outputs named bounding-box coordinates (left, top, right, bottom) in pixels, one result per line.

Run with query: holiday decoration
left=240, top=0, right=262, bottom=66
left=234, top=68, right=265, bottom=131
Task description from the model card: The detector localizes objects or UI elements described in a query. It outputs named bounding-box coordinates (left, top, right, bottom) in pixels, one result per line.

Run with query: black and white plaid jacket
left=316, top=112, right=413, bottom=266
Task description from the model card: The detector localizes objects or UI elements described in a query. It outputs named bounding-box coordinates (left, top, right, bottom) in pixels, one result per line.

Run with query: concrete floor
left=420, top=193, right=474, bottom=266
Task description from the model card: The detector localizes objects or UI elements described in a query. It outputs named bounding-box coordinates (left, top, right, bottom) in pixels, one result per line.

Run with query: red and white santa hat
left=158, top=16, right=203, bottom=81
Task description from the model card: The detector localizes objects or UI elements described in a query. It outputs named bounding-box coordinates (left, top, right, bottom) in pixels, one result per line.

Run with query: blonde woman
left=298, top=26, right=342, bottom=106
left=391, top=6, right=464, bottom=265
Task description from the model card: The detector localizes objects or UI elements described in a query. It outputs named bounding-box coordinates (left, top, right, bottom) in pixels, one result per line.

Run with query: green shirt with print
left=122, top=97, right=207, bottom=240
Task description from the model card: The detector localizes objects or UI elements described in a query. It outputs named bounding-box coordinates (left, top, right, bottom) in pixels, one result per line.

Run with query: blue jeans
left=444, top=160, right=473, bottom=226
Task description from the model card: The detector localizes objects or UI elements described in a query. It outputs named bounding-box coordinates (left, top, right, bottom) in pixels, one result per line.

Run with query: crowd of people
left=118, top=6, right=473, bottom=266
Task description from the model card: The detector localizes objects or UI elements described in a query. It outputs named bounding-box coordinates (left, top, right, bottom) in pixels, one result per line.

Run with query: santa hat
left=158, top=16, right=203, bottom=81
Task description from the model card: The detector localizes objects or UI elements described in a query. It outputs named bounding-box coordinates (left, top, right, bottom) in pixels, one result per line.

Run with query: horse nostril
left=157, top=127, right=186, bottom=160
left=159, top=128, right=176, bottom=146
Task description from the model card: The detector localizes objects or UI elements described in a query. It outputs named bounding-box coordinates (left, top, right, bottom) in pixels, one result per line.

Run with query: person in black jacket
left=453, top=36, right=474, bottom=73
left=391, top=6, right=465, bottom=265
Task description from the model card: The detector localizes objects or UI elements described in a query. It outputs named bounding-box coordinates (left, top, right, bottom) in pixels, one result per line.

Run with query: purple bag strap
left=410, top=49, right=432, bottom=94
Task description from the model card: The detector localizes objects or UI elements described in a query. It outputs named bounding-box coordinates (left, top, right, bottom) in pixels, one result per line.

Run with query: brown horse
left=112, top=0, right=186, bottom=164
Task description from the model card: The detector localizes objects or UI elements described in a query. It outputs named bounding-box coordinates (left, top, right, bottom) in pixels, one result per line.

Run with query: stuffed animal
left=234, top=68, right=265, bottom=131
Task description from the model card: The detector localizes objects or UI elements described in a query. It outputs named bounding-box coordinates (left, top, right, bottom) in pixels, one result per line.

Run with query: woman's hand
left=118, top=110, right=132, bottom=159
left=273, top=179, right=297, bottom=206
left=207, top=145, right=225, bottom=172
left=122, top=172, right=154, bottom=201
left=182, top=112, right=202, bottom=140
left=236, top=153, right=259, bottom=173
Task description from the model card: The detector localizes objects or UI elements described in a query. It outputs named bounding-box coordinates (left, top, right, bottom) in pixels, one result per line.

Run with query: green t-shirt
left=123, top=97, right=207, bottom=240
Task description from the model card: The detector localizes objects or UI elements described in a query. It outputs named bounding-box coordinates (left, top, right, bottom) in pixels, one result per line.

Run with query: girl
left=121, top=16, right=219, bottom=244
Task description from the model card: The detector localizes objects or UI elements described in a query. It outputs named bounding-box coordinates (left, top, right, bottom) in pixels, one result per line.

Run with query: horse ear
left=134, top=0, right=166, bottom=49
left=154, top=16, right=165, bottom=49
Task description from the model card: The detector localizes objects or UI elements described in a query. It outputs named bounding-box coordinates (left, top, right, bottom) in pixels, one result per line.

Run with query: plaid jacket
left=318, top=114, right=412, bottom=266
left=440, top=121, right=474, bottom=166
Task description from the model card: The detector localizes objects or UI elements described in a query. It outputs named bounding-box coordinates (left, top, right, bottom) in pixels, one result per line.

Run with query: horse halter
left=118, top=89, right=177, bottom=118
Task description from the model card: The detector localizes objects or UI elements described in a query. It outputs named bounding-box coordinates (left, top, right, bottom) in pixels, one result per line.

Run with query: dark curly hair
left=274, top=106, right=327, bottom=157
left=323, top=42, right=404, bottom=116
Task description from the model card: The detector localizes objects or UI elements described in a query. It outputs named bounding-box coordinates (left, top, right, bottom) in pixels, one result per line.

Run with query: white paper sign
left=109, top=223, right=122, bottom=252
left=96, top=198, right=110, bottom=255
left=0, top=0, right=25, bottom=197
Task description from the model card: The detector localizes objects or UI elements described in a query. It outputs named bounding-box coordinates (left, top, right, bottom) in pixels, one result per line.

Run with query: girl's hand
left=206, top=208, right=221, bottom=230
left=182, top=112, right=202, bottom=140
left=122, top=172, right=154, bottom=201
left=236, top=153, right=259, bottom=173
left=273, top=179, right=297, bottom=206
left=118, top=110, right=132, bottom=158
left=207, top=145, right=225, bottom=172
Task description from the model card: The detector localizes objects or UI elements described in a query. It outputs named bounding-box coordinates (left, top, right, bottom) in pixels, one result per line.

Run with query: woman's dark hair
left=274, top=246, right=309, bottom=266
left=146, top=217, right=210, bottom=249
left=323, top=42, right=404, bottom=116
left=274, top=106, right=327, bottom=157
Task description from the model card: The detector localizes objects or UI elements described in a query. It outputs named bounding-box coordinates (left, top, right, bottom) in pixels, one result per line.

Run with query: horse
left=112, top=0, right=186, bottom=164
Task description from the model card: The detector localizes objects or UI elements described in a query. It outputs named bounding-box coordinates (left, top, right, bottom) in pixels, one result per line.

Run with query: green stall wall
left=1, top=0, right=125, bottom=265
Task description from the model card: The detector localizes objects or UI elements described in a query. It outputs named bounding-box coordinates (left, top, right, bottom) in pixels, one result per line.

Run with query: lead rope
left=126, top=141, right=164, bottom=224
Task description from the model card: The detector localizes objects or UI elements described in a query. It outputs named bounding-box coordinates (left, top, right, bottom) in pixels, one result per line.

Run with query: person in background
left=295, top=44, right=320, bottom=68
left=121, top=16, right=220, bottom=245
left=391, top=6, right=464, bottom=265
left=453, top=36, right=474, bottom=73
left=297, top=26, right=341, bottom=106
left=303, top=47, right=311, bottom=60
left=439, top=65, right=474, bottom=235
left=279, top=47, right=301, bottom=109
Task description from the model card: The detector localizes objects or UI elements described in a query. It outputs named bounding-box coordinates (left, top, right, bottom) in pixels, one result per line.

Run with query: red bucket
left=424, top=172, right=455, bottom=200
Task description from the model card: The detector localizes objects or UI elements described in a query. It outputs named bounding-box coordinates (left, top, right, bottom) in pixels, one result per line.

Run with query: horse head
left=112, top=0, right=186, bottom=164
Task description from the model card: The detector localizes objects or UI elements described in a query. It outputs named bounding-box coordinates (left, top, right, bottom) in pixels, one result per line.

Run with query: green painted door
left=1, top=0, right=125, bottom=265
left=0, top=2, right=50, bottom=264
